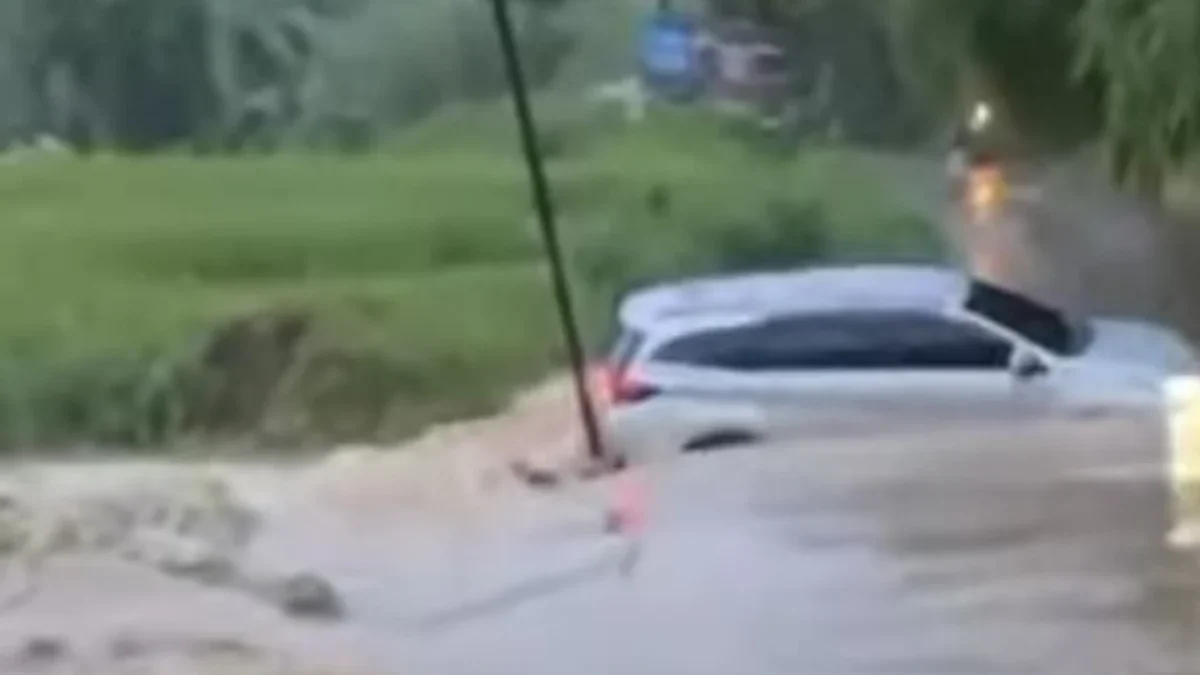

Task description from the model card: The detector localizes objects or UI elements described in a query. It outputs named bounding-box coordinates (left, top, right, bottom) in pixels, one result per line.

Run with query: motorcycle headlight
left=969, top=102, right=993, bottom=133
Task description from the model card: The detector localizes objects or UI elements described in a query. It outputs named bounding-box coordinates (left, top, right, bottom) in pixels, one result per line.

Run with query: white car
left=594, top=264, right=1198, bottom=462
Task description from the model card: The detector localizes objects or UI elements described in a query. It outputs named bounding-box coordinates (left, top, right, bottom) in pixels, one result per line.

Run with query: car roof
left=618, top=264, right=967, bottom=332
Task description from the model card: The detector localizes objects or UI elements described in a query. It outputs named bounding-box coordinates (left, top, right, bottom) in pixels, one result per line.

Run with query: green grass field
left=0, top=106, right=942, bottom=452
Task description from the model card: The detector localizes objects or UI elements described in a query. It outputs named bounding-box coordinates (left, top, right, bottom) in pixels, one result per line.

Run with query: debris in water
left=15, top=635, right=69, bottom=663
left=274, top=572, right=345, bottom=621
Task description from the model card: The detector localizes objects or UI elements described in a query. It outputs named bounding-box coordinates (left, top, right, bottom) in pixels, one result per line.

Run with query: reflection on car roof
left=619, top=264, right=965, bottom=330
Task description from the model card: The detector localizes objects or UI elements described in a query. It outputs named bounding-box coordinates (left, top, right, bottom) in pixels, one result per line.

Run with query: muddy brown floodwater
left=362, top=410, right=1200, bottom=675
left=2, top=379, right=1200, bottom=675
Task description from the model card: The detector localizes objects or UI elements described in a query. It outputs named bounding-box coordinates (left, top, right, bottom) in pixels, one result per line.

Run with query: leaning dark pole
left=488, top=0, right=607, bottom=465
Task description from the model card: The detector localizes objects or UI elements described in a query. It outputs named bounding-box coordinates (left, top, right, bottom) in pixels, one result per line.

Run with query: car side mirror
left=1010, top=351, right=1049, bottom=381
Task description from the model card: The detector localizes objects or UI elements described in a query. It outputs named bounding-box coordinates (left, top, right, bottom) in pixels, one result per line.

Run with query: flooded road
left=5, top=402, right=1200, bottom=674
left=238, top=411, right=1200, bottom=675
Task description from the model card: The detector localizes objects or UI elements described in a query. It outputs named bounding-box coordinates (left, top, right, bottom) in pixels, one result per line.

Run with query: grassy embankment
left=0, top=106, right=942, bottom=452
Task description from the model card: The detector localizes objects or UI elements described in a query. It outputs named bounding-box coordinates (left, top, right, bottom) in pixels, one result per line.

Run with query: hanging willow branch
left=1075, top=0, right=1200, bottom=200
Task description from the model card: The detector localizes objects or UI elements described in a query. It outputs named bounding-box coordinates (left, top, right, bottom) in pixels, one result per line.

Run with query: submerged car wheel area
left=682, top=429, right=762, bottom=453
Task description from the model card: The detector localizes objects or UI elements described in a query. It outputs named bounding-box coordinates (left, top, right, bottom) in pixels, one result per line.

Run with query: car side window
left=884, top=314, right=1015, bottom=369
left=653, top=311, right=1013, bottom=371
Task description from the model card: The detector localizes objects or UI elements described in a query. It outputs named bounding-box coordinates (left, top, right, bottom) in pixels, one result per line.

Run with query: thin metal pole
left=488, top=0, right=607, bottom=463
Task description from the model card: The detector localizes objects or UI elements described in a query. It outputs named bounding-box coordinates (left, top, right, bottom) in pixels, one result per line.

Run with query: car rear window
left=652, top=310, right=1013, bottom=371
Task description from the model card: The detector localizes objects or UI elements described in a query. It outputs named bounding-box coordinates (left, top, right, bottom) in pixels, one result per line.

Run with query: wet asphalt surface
left=260, top=412, right=1200, bottom=675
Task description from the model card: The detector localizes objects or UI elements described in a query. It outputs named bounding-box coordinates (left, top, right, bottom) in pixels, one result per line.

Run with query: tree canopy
left=716, top=0, right=1200, bottom=198
left=3, top=0, right=1200, bottom=200
left=0, top=0, right=580, bottom=151
left=885, top=0, right=1199, bottom=198
left=1075, top=0, right=1200, bottom=196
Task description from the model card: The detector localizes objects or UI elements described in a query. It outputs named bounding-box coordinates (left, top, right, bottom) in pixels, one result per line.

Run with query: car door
left=629, top=320, right=778, bottom=451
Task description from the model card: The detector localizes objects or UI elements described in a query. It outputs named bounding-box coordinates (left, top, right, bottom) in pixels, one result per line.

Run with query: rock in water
left=276, top=572, right=345, bottom=620
left=5, top=635, right=70, bottom=670
left=20, top=635, right=68, bottom=661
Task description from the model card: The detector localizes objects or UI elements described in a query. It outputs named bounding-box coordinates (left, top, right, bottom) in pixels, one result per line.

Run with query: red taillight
left=593, top=363, right=660, bottom=407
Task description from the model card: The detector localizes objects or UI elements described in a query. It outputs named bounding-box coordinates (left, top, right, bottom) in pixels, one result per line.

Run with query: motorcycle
left=949, top=102, right=1009, bottom=223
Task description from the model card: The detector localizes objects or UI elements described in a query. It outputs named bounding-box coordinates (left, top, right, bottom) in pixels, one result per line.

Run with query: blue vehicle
left=638, top=2, right=703, bottom=101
